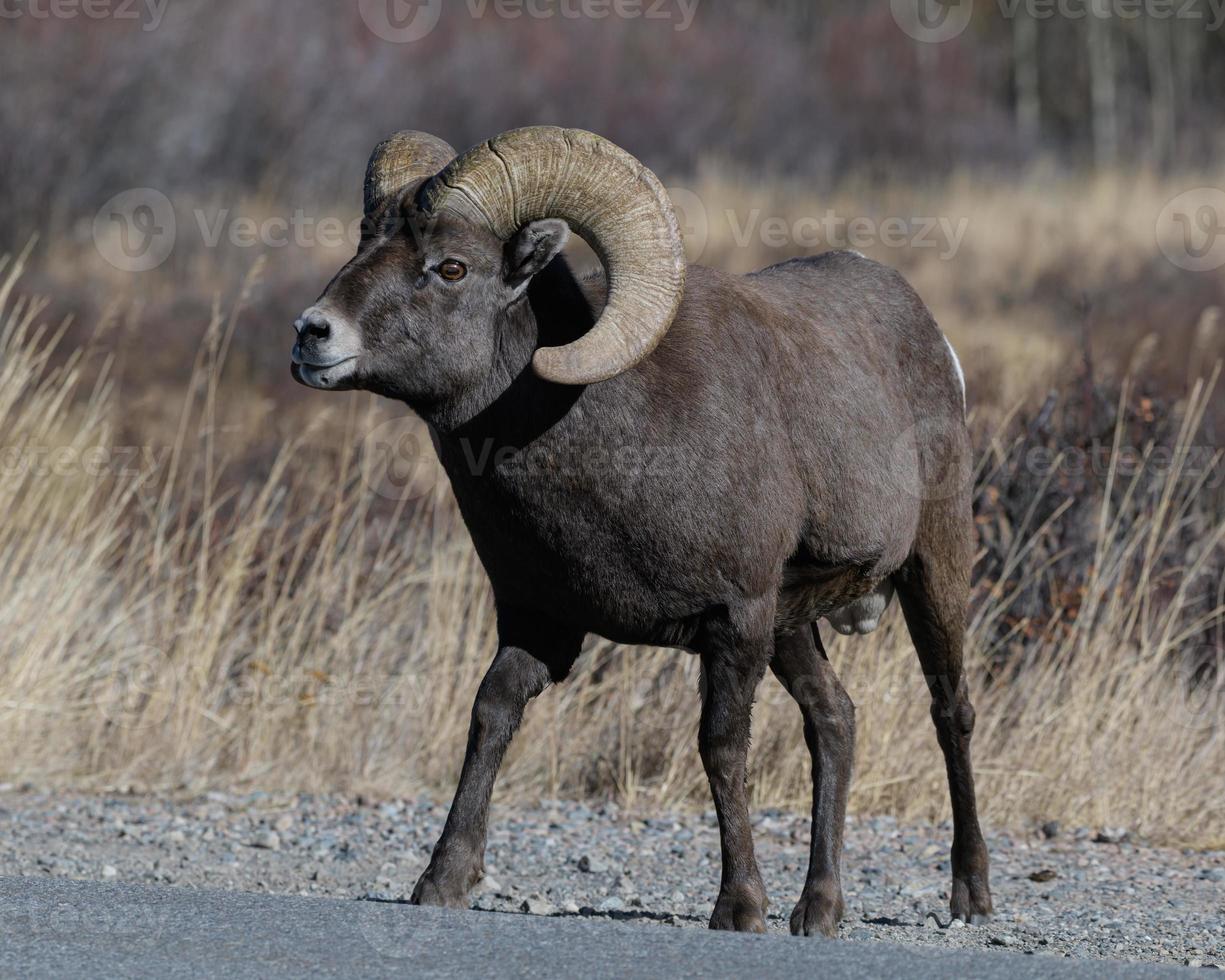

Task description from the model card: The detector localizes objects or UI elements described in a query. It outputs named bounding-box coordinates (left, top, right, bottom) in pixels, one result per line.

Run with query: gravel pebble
left=520, top=897, right=557, bottom=916
left=0, top=789, right=1221, bottom=966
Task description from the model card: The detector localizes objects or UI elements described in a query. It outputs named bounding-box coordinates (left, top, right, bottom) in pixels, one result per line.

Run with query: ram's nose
left=293, top=309, right=332, bottom=342
left=290, top=305, right=363, bottom=391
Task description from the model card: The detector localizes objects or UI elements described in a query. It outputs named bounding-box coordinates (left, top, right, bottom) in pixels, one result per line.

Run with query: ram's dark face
left=291, top=193, right=569, bottom=408
left=292, top=126, right=686, bottom=405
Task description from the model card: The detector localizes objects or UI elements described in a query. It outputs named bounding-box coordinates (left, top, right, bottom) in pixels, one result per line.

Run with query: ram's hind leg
left=894, top=520, right=993, bottom=922
left=771, top=623, right=855, bottom=938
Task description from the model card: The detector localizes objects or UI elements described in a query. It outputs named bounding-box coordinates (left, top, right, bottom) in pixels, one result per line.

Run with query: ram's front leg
left=411, top=616, right=582, bottom=908
left=696, top=610, right=773, bottom=933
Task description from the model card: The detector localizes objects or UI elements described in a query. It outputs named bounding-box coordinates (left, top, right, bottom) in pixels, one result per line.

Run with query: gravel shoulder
left=1, top=789, right=1221, bottom=968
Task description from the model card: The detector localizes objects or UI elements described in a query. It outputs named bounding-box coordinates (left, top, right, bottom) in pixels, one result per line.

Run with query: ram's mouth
left=291, top=356, right=359, bottom=391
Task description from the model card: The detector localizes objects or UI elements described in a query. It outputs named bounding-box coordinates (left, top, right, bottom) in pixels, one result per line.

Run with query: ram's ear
left=504, top=219, right=570, bottom=290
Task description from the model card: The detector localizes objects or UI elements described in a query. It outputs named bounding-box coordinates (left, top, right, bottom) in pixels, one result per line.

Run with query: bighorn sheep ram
left=292, top=127, right=992, bottom=936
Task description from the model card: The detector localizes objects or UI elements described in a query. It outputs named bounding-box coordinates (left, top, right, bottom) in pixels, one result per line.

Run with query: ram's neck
left=528, top=256, right=602, bottom=360
left=428, top=256, right=596, bottom=459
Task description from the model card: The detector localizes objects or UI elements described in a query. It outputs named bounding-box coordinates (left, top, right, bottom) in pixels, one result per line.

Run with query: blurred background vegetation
left=0, top=0, right=1222, bottom=840
left=2, top=0, right=1223, bottom=395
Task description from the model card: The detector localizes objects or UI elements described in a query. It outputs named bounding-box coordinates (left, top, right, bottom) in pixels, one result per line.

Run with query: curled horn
left=363, top=131, right=457, bottom=217
left=420, top=127, right=686, bottom=386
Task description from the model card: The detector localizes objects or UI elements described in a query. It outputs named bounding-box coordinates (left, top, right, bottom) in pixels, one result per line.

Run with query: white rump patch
left=943, top=335, right=966, bottom=415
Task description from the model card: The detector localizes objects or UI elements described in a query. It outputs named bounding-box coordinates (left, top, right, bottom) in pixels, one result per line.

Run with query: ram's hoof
left=708, top=885, right=768, bottom=934
left=410, top=869, right=478, bottom=909
left=790, top=881, right=844, bottom=938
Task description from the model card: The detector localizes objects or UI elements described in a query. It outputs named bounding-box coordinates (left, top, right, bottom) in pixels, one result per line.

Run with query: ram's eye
left=437, top=260, right=467, bottom=282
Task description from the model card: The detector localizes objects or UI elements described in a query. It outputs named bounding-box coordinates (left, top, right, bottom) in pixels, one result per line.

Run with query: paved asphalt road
left=0, top=876, right=1194, bottom=978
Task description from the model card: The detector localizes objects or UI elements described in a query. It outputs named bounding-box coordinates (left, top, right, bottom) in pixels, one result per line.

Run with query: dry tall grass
left=36, top=164, right=1222, bottom=433
left=2, top=181, right=1223, bottom=847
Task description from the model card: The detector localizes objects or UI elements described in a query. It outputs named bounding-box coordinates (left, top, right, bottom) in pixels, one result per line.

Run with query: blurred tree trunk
left=1013, top=5, right=1041, bottom=145
left=1173, top=21, right=1204, bottom=150
left=916, top=30, right=939, bottom=162
left=756, top=0, right=819, bottom=41
left=1087, top=0, right=1118, bottom=168
left=1146, top=15, right=1176, bottom=170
